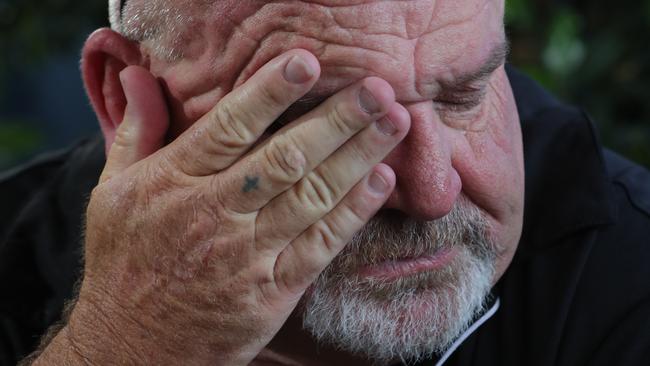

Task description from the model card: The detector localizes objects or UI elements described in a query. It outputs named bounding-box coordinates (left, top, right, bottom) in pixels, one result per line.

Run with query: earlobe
left=81, top=28, right=143, bottom=153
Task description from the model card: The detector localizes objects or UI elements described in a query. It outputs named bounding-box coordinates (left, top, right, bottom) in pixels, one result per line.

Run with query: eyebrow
left=283, top=39, right=510, bottom=124
left=449, top=39, right=510, bottom=88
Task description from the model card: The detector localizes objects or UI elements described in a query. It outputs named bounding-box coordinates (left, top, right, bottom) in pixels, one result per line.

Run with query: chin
left=299, top=198, right=498, bottom=363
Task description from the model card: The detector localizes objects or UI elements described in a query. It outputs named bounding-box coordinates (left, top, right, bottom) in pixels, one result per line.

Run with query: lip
left=356, top=247, right=459, bottom=281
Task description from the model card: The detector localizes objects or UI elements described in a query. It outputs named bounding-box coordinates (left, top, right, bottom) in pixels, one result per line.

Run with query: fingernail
left=376, top=117, right=397, bottom=136
left=368, top=172, right=389, bottom=193
left=359, top=86, right=380, bottom=114
left=284, top=56, right=314, bottom=84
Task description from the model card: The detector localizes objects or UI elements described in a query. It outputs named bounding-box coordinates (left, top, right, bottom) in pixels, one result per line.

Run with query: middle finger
left=217, top=77, right=396, bottom=213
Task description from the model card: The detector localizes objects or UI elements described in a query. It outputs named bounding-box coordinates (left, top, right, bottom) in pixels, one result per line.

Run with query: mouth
left=355, top=246, right=459, bottom=282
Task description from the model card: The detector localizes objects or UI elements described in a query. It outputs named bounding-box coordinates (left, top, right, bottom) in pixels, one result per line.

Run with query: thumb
left=100, top=66, right=170, bottom=183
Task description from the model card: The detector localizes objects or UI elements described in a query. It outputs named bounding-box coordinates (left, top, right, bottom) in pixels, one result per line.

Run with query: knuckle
left=207, top=173, right=245, bottom=215
left=263, top=136, right=307, bottom=184
left=294, top=171, right=339, bottom=212
left=212, top=102, right=256, bottom=148
left=173, top=130, right=232, bottom=175
left=112, top=124, right=136, bottom=149
left=167, top=139, right=212, bottom=176
left=145, top=145, right=195, bottom=186
left=311, top=220, right=343, bottom=255
left=87, top=179, right=138, bottom=224
left=147, top=156, right=190, bottom=190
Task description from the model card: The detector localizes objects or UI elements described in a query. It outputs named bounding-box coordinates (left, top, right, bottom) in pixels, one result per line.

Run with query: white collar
left=435, top=298, right=501, bottom=366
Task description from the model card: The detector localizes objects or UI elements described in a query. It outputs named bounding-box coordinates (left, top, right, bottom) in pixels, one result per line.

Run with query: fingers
left=100, top=66, right=169, bottom=184
left=221, top=77, right=397, bottom=214
left=252, top=102, right=409, bottom=254
left=167, top=49, right=321, bottom=177
left=273, top=165, right=395, bottom=294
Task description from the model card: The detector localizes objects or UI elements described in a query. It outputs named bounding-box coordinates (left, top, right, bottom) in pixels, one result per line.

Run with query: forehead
left=156, top=0, right=505, bottom=117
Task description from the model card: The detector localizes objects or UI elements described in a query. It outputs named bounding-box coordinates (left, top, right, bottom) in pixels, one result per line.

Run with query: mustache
left=331, top=196, right=495, bottom=271
left=301, top=197, right=498, bottom=363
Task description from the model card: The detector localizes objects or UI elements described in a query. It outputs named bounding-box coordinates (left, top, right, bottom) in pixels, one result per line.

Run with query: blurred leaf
left=505, top=0, right=535, bottom=30
left=579, top=34, right=622, bottom=81
left=542, top=8, right=586, bottom=77
left=0, top=121, right=43, bottom=169
left=519, top=64, right=556, bottom=91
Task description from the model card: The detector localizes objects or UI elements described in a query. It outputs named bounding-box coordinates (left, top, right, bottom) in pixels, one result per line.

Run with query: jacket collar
left=507, top=65, right=618, bottom=256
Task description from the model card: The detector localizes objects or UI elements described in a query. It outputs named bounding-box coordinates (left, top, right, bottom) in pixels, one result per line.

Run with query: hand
left=64, top=50, right=410, bottom=365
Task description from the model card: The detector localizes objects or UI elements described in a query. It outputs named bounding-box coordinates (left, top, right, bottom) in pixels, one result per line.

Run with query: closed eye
left=434, top=39, right=508, bottom=114
left=435, top=88, right=486, bottom=113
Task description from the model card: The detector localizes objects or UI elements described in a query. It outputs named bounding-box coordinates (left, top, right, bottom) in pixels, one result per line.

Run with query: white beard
left=301, top=198, right=497, bottom=364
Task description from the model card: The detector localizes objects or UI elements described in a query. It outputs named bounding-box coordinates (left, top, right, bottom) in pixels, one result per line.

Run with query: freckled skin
left=147, top=0, right=523, bottom=286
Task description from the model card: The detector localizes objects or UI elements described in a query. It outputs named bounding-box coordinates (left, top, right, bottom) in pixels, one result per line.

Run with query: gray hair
left=108, top=0, right=125, bottom=33
left=108, top=0, right=190, bottom=61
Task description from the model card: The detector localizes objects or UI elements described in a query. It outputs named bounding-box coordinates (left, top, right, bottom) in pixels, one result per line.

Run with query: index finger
left=166, top=49, right=321, bottom=177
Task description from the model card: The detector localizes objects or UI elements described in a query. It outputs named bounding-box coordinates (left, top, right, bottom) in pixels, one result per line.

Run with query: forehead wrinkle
left=224, top=1, right=423, bottom=92
left=293, top=40, right=508, bottom=106
left=288, top=41, right=509, bottom=109
left=409, top=0, right=504, bottom=99
left=426, top=0, right=493, bottom=33
left=161, top=0, right=506, bottom=126
left=243, top=2, right=419, bottom=54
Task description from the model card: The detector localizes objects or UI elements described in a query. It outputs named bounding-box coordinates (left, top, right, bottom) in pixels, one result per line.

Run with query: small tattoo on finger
left=243, top=176, right=260, bottom=193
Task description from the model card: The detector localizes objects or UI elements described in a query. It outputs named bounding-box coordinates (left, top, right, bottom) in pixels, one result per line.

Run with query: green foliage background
left=0, top=0, right=107, bottom=170
left=1, top=0, right=649, bottom=170
left=506, top=0, right=650, bottom=167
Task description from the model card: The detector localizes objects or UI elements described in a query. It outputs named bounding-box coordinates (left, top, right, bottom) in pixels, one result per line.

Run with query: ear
left=81, top=28, right=144, bottom=153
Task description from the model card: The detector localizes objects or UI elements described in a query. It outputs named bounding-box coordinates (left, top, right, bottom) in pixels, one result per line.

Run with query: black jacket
left=1, top=68, right=649, bottom=365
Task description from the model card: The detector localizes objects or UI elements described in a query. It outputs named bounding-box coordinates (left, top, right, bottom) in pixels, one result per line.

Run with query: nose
left=382, top=101, right=462, bottom=221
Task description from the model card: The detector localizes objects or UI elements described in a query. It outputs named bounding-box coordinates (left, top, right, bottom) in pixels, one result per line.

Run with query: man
left=1, top=0, right=649, bottom=365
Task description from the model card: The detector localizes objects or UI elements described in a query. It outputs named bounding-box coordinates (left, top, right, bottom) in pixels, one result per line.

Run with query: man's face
left=145, top=0, right=524, bottom=361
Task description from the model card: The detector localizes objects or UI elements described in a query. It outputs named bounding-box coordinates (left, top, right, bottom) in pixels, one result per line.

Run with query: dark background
left=1, top=0, right=649, bottom=171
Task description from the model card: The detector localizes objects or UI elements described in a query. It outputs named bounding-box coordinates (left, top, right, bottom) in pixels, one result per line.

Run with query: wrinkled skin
left=157, top=1, right=523, bottom=362
left=36, top=1, right=524, bottom=365
left=154, top=0, right=524, bottom=275
left=154, top=3, right=525, bottom=362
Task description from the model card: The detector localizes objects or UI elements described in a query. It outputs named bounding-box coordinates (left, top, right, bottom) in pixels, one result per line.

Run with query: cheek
left=451, top=69, right=524, bottom=256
